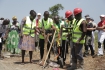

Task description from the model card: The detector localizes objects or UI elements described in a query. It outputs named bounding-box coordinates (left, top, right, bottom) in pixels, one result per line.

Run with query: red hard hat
left=73, top=8, right=82, bottom=15
left=65, top=10, right=73, bottom=18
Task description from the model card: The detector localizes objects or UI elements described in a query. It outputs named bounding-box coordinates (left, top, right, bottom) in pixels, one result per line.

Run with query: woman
left=6, top=16, right=20, bottom=54
left=19, top=10, right=36, bottom=64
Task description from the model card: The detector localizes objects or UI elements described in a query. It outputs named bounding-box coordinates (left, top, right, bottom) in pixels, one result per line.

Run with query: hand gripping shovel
left=42, top=30, right=56, bottom=69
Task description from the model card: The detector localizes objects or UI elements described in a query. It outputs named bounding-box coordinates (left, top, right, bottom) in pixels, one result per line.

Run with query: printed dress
left=6, top=23, right=21, bottom=54
left=18, top=35, right=35, bottom=51
left=18, top=16, right=36, bottom=51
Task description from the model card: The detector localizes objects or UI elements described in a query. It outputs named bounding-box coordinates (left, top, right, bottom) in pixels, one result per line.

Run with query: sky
left=0, top=0, right=105, bottom=23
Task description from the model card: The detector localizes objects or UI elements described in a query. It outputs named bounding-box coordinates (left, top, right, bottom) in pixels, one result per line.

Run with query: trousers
left=71, top=43, right=83, bottom=63
left=98, top=31, right=105, bottom=55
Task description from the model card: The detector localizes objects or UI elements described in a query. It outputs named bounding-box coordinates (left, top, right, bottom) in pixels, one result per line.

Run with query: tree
left=49, top=4, right=64, bottom=18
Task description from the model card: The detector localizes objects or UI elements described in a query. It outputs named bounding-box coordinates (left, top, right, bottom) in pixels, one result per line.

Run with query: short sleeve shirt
left=98, top=20, right=105, bottom=28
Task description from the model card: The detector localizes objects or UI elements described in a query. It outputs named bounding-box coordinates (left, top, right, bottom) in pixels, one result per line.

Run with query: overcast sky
left=0, top=0, right=105, bottom=23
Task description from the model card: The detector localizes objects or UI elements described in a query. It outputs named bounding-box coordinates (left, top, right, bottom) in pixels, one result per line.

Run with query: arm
left=87, top=28, right=96, bottom=31
left=96, top=25, right=105, bottom=30
left=77, top=20, right=87, bottom=43
left=20, top=17, right=26, bottom=36
left=87, top=23, right=96, bottom=31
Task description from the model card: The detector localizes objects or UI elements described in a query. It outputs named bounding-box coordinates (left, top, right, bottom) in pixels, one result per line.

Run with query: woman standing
left=19, top=10, right=36, bottom=64
left=6, top=16, right=20, bottom=54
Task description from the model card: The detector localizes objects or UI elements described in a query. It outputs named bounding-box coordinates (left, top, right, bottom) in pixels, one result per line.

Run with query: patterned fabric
left=6, top=30, right=20, bottom=54
left=18, top=35, right=35, bottom=51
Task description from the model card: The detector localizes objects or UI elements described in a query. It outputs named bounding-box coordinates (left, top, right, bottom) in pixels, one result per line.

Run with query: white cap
left=100, top=14, right=105, bottom=17
left=37, top=13, right=41, bottom=16
left=86, top=16, right=91, bottom=19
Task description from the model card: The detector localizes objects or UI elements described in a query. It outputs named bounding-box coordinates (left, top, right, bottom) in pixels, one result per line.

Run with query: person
left=60, top=18, right=69, bottom=66
left=19, top=10, right=37, bottom=64
left=50, top=15, right=61, bottom=67
left=61, top=17, right=69, bottom=54
left=38, top=11, right=55, bottom=65
left=96, top=15, right=105, bottom=56
left=67, top=8, right=87, bottom=70
left=90, top=18, right=97, bottom=50
left=6, top=16, right=20, bottom=54
left=0, top=18, right=10, bottom=60
left=35, top=13, right=41, bottom=50
left=65, top=10, right=76, bottom=66
left=84, top=16, right=96, bottom=57
left=83, top=15, right=90, bottom=56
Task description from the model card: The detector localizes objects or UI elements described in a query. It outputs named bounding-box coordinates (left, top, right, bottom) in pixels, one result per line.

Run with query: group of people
left=0, top=7, right=105, bottom=70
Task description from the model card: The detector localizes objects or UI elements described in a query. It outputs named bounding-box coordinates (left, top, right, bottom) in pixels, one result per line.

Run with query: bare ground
left=0, top=50, right=105, bottom=70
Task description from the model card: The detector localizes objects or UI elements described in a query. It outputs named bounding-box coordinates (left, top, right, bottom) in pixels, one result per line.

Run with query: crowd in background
left=0, top=8, right=105, bottom=70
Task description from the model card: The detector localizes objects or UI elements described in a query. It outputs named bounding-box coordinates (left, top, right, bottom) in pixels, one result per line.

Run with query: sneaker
left=83, top=51, right=89, bottom=57
left=97, top=54, right=103, bottom=56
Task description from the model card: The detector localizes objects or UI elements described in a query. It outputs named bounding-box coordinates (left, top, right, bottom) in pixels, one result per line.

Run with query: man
left=96, top=15, right=105, bottom=56
left=60, top=17, right=68, bottom=66
left=35, top=13, right=41, bottom=51
left=65, top=10, right=76, bottom=66
left=90, top=18, right=97, bottom=50
left=0, top=18, right=10, bottom=60
left=19, top=10, right=36, bottom=64
left=84, top=17, right=96, bottom=57
left=83, top=15, right=90, bottom=56
left=38, top=11, right=55, bottom=64
left=51, top=15, right=61, bottom=67
left=67, top=8, right=87, bottom=70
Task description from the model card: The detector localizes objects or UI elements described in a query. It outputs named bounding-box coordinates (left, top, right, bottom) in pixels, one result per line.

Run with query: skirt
left=6, top=30, right=20, bottom=54
left=18, top=35, right=35, bottom=51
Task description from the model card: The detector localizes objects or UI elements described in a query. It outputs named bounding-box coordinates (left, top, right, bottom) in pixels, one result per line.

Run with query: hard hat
left=65, top=10, right=73, bottom=18
left=12, top=16, right=17, bottom=20
left=37, top=13, right=41, bottom=16
left=73, top=8, right=82, bottom=15
left=100, top=14, right=105, bottom=18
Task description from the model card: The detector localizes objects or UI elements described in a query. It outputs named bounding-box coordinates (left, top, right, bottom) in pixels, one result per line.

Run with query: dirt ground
left=0, top=49, right=105, bottom=70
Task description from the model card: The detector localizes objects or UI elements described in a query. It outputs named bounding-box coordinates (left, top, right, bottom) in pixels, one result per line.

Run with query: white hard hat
left=37, top=13, right=41, bottom=16
left=100, top=14, right=105, bottom=18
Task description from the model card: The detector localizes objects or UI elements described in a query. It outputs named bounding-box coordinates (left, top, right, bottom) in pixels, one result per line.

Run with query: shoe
left=49, top=62, right=60, bottom=68
left=97, top=54, right=103, bottom=56
left=92, top=54, right=97, bottom=58
left=76, top=60, right=84, bottom=70
left=83, top=51, right=89, bottom=57
left=67, top=63, right=77, bottom=70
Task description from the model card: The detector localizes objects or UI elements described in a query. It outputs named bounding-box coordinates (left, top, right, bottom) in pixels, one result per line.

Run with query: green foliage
left=49, top=4, right=64, bottom=18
